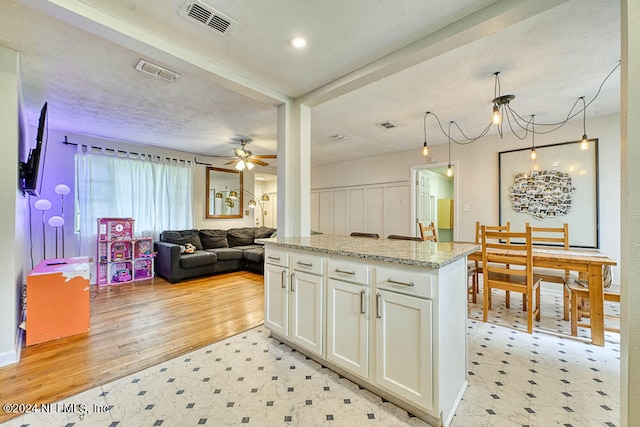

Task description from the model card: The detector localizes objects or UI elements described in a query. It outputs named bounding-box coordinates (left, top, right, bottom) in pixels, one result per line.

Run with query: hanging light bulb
left=492, top=104, right=501, bottom=125
left=580, top=96, right=589, bottom=150
left=235, top=160, right=246, bottom=171
left=530, top=115, right=537, bottom=160
left=421, top=111, right=430, bottom=157
left=446, top=121, right=454, bottom=177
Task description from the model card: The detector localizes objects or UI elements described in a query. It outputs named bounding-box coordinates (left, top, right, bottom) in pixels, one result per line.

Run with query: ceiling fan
left=224, top=139, right=277, bottom=170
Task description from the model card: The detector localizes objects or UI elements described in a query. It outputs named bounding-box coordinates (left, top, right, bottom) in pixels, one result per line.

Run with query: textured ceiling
left=0, top=0, right=620, bottom=166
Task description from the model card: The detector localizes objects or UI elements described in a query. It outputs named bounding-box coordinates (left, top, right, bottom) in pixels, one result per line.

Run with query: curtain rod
left=61, top=135, right=195, bottom=163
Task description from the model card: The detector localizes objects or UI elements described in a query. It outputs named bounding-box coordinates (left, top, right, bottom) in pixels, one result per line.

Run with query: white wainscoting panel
left=311, top=182, right=410, bottom=238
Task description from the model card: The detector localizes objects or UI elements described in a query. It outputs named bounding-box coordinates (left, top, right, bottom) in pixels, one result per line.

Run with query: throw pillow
left=254, top=226, right=275, bottom=239
left=161, top=229, right=203, bottom=250
left=199, top=229, right=229, bottom=249
left=227, top=227, right=255, bottom=247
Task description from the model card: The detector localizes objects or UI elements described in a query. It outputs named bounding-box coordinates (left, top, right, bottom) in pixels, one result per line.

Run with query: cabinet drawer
left=291, top=252, right=324, bottom=275
left=376, top=266, right=433, bottom=299
left=328, top=259, right=369, bottom=285
left=265, top=248, right=289, bottom=267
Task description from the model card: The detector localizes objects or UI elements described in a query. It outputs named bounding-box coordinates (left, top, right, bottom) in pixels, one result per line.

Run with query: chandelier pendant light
left=491, top=72, right=515, bottom=132
left=580, top=96, right=589, bottom=150
left=417, top=62, right=619, bottom=156
left=530, top=115, right=537, bottom=160
left=421, top=111, right=429, bottom=157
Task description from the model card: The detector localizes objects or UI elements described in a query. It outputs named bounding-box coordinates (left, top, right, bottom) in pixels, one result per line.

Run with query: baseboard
left=0, top=314, right=25, bottom=368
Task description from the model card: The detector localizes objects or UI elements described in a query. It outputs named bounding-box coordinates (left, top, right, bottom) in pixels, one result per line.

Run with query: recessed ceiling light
left=290, top=37, right=306, bottom=48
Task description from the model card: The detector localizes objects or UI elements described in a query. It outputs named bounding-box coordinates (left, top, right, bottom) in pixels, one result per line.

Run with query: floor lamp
left=54, top=184, right=70, bottom=257
left=48, top=216, right=65, bottom=259
left=34, top=198, right=52, bottom=260
left=244, top=190, right=270, bottom=226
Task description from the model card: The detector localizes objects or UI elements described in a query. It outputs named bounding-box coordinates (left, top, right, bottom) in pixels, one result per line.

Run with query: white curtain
left=75, top=147, right=194, bottom=261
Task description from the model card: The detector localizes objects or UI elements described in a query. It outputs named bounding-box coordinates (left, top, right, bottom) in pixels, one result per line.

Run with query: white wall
left=0, top=46, right=25, bottom=367
left=311, top=113, right=622, bottom=283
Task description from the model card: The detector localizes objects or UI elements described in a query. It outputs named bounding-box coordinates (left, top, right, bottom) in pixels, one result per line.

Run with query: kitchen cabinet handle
left=387, top=278, right=415, bottom=287
left=268, top=256, right=281, bottom=261
left=291, top=273, right=295, bottom=292
left=297, top=261, right=313, bottom=267
left=281, top=271, right=286, bottom=289
left=376, top=293, right=382, bottom=319
left=360, top=290, right=366, bottom=314
left=335, top=268, right=356, bottom=275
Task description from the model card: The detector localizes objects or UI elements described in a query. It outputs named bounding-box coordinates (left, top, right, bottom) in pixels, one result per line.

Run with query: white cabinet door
left=264, top=264, right=288, bottom=337
left=290, top=271, right=323, bottom=356
left=327, top=278, right=369, bottom=379
left=375, top=289, right=433, bottom=411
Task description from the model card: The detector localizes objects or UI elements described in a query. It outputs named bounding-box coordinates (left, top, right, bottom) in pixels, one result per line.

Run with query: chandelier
left=419, top=61, right=621, bottom=175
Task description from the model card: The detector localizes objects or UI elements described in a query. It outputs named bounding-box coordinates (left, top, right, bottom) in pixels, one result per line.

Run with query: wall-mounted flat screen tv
left=20, top=102, right=48, bottom=197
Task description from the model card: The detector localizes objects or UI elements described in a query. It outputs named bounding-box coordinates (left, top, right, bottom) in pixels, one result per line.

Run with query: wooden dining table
left=467, top=246, right=617, bottom=346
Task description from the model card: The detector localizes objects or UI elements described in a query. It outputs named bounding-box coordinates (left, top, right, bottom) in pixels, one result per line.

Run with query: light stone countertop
left=259, top=234, right=480, bottom=269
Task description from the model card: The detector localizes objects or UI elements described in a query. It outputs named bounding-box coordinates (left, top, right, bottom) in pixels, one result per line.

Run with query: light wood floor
left=0, top=271, right=264, bottom=424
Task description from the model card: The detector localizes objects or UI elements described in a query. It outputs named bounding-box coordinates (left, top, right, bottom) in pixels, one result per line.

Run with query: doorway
left=411, top=162, right=457, bottom=242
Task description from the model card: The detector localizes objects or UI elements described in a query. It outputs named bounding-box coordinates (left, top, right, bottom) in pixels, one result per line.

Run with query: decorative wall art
left=509, top=170, right=575, bottom=220
left=499, top=140, right=599, bottom=248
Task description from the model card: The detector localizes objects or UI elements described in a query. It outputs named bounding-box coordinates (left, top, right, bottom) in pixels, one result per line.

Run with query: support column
left=277, top=100, right=311, bottom=237
left=621, top=1, right=640, bottom=425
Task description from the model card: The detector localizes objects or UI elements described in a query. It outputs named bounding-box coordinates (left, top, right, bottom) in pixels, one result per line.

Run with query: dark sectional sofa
left=154, top=226, right=275, bottom=283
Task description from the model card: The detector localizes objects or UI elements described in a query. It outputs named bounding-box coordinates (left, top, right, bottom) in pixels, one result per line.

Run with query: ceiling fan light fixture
left=235, top=160, right=246, bottom=171
left=246, top=161, right=255, bottom=170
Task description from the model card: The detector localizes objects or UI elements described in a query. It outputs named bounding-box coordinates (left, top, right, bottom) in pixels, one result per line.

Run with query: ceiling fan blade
left=253, top=155, right=277, bottom=159
left=249, top=158, right=269, bottom=166
left=225, top=159, right=240, bottom=165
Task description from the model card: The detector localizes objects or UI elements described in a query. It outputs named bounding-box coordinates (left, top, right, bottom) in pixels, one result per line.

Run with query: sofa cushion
left=199, top=229, right=229, bottom=249
left=206, top=247, right=245, bottom=261
left=243, top=247, right=265, bottom=263
left=227, top=227, right=256, bottom=247
left=232, top=245, right=263, bottom=251
left=254, top=226, right=276, bottom=239
left=179, top=250, right=217, bottom=269
left=162, top=229, right=203, bottom=250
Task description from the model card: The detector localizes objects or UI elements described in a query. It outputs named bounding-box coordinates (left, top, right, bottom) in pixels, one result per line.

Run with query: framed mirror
left=206, top=167, right=243, bottom=219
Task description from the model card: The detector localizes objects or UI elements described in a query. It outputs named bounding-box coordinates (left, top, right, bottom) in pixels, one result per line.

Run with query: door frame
left=410, top=160, right=459, bottom=240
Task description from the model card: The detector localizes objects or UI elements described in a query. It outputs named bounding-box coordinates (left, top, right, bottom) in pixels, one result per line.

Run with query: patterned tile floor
left=3, top=290, right=620, bottom=427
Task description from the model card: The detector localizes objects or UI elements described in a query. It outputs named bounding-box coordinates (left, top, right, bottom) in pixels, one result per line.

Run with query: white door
left=416, top=173, right=432, bottom=237
left=326, top=279, right=369, bottom=379
left=375, top=289, right=433, bottom=411
left=264, top=264, right=288, bottom=337
left=290, top=271, right=323, bottom=356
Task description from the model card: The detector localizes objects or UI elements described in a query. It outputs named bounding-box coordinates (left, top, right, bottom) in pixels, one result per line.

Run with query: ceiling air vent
left=178, top=0, right=238, bottom=37
left=135, top=59, right=180, bottom=81
left=329, top=134, right=350, bottom=143
left=376, top=121, right=398, bottom=130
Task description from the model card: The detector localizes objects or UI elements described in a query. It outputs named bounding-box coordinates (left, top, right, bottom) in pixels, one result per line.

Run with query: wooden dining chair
left=418, top=222, right=438, bottom=241
left=526, top=222, right=571, bottom=320
left=482, top=225, right=541, bottom=333
left=470, top=222, right=513, bottom=305
left=566, top=266, right=620, bottom=337
left=387, top=234, right=423, bottom=241
left=350, top=232, right=380, bottom=239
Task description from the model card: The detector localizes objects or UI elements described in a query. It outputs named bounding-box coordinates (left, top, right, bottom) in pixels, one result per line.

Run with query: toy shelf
left=96, top=218, right=155, bottom=285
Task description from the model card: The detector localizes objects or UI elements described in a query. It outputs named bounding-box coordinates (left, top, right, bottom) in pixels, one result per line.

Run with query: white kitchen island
left=260, top=235, right=479, bottom=427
